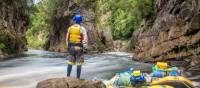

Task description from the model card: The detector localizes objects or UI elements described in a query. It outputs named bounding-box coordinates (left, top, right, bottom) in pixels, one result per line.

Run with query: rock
left=189, top=13, right=200, bottom=30
left=0, top=50, right=3, bottom=60
left=0, top=0, right=30, bottom=60
left=113, top=40, right=131, bottom=52
left=36, top=77, right=106, bottom=88
left=44, top=0, right=113, bottom=53
left=132, top=0, right=200, bottom=70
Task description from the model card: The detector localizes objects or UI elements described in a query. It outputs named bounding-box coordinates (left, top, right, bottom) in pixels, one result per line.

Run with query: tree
left=26, top=0, right=56, bottom=49
left=104, top=0, right=155, bottom=39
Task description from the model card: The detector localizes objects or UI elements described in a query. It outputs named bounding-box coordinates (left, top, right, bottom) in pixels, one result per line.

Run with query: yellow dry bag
left=156, top=62, right=168, bottom=69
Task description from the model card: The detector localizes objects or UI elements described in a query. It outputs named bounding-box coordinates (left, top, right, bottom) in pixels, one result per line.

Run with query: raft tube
left=151, top=76, right=195, bottom=88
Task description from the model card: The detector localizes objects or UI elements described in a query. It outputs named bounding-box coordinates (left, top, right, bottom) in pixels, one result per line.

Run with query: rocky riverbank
left=132, top=0, right=200, bottom=71
left=0, top=0, right=30, bottom=60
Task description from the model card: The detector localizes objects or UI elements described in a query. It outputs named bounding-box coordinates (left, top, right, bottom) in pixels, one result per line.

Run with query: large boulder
left=37, top=77, right=106, bottom=88
left=132, top=0, right=200, bottom=71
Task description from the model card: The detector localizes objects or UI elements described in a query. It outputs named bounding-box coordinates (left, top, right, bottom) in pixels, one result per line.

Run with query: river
left=0, top=49, right=199, bottom=88
left=0, top=49, right=153, bottom=88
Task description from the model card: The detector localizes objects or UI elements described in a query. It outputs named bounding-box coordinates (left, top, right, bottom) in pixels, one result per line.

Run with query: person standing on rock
left=66, top=15, right=88, bottom=79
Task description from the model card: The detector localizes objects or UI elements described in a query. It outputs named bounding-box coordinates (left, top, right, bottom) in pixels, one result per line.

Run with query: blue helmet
left=73, top=15, right=83, bottom=24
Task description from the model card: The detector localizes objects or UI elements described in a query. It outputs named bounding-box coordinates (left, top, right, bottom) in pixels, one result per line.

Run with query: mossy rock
left=0, top=31, right=21, bottom=54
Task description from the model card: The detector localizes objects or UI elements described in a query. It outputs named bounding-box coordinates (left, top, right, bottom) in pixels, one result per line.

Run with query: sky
left=34, top=0, right=42, bottom=4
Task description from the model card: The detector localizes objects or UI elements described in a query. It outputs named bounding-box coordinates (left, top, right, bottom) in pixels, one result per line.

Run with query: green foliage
left=0, top=43, right=5, bottom=49
left=27, top=0, right=57, bottom=49
left=0, top=31, right=20, bottom=53
left=104, top=0, right=155, bottom=39
left=27, top=0, right=155, bottom=48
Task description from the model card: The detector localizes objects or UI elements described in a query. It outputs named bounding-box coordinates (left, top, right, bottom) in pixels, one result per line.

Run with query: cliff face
left=0, top=0, right=30, bottom=59
left=132, top=0, right=200, bottom=70
left=45, top=0, right=113, bottom=53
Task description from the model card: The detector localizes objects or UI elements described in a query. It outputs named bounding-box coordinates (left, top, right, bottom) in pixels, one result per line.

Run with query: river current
left=0, top=49, right=199, bottom=88
left=0, top=49, right=200, bottom=88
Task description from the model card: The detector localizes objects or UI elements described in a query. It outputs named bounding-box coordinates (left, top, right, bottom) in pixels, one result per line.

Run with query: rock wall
left=96, top=0, right=114, bottom=51
left=45, top=0, right=113, bottom=53
left=132, top=0, right=200, bottom=71
left=0, top=0, right=30, bottom=59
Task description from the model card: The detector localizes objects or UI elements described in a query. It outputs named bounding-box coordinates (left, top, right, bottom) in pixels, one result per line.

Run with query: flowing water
left=0, top=49, right=199, bottom=88
left=0, top=49, right=152, bottom=88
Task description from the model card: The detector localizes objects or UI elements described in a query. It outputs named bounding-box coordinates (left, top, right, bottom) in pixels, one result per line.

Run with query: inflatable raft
left=104, top=62, right=195, bottom=88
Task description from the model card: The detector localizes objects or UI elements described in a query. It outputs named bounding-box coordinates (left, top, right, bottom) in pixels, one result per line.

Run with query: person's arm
left=81, top=27, right=88, bottom=48
left=66, top=28, right=70, bottom=46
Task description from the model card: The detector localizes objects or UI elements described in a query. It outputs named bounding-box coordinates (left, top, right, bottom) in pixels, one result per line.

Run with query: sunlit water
left=0, top=49, right=199, bottom=88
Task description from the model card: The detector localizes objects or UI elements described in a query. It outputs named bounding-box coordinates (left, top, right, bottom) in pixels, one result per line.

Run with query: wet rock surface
left=0, top=0, right=30, bottom=59
left=37, top=77, right=106, bottom=88
left=132, top=0, right=200, bottom=71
